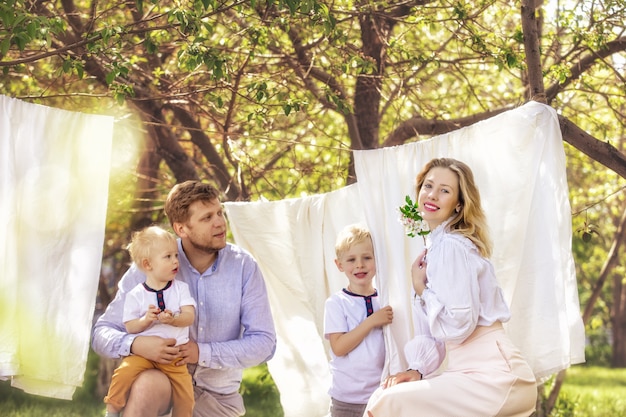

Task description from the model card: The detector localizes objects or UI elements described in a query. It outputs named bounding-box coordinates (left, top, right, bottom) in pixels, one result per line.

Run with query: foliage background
left=1, top=0, right=625, bottom=415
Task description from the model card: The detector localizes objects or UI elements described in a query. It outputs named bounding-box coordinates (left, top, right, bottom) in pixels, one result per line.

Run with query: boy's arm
left=328, top=321, right=375, bottom=357
left=328, top=305, right=393, bottom=356
left=125, top=304, right=160, bottom=334
left=175, top=305, right=195, bottom=327
left=157, top=305, right=195, bottom=327
left=125, top=318, right=148, bottom=334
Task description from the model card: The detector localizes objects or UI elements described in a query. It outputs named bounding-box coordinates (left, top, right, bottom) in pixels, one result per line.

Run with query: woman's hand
left=411, top=249, right=428, bottom=296
left=382, top=370, right=422, bottom=388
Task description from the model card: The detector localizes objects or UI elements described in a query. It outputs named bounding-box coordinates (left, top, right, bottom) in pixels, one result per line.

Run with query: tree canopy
left=1, top=0, right=624, bottom=200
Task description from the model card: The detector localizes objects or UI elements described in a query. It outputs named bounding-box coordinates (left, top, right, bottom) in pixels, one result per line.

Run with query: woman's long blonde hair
left=415, top=158, right=492, bottom=258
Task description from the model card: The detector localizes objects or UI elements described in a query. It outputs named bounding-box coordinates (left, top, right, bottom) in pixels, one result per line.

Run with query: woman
left=364, top=158, right=537, bottom=417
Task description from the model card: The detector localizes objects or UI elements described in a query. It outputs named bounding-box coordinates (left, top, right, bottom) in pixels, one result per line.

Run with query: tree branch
left=383, top=107, right=512, bottom=147
left=559, top=115, right=626, bottom=179
left=546, top=36, right=626, bottom=102
left=168, top=104, right=242, bottom=201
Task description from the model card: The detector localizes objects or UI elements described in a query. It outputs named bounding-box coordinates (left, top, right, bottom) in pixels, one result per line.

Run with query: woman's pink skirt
left=365, top=322, right=537, bottom=417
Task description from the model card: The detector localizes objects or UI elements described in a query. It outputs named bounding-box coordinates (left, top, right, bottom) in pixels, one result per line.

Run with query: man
left=92, top=181, right=277, bottom=417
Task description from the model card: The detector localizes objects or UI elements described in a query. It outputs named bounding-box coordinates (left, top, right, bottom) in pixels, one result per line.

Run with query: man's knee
left=125, top=369, right=172, bottom=417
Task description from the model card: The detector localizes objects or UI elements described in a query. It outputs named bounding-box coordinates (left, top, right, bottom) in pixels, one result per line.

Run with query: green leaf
left=0, top=36, right=10, bottom=56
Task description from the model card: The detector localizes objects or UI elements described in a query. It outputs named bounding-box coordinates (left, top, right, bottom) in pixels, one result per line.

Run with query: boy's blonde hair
left=335, top=224, right=372, bottom=259
left=127, top=225, right=177, bottom=271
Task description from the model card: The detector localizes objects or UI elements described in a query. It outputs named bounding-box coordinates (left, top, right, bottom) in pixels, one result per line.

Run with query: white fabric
left=0, top=95, right=113, bottom=399
left=418, top=224, right=512, bottom=342
left=224, top=101, right=585, bottom=417
left=403, top=223, right=513, bottom=375
left=355, top=101, right=585, bottom=381
left=225, top=185, right=365, bottom=416
left=402, top=318, right=446, bottom=376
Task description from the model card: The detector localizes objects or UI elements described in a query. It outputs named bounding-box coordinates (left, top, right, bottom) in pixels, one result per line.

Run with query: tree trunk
left=545, top=370, right=567, bottom=412
left=95, top=358, right=121, bottom=400
left=128, top=116, right=164, bottom=231
left=583, top=205, right=626, bottom=324
left=612, top=269, right=626, bottom=367
left=521, top=0, right=546, bottom=102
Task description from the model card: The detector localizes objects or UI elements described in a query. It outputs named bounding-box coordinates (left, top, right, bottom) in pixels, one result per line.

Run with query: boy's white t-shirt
left=323, top=289, right=385, bottom=404
left=123, top=279, right=197, bottom=346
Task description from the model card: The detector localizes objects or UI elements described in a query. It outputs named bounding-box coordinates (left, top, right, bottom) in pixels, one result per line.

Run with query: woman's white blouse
left=404, top=221, right=511, bottom=376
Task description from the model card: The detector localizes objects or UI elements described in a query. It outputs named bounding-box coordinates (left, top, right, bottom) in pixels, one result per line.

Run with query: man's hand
left=130, top=336, right=179, bottom=364
left=177, top=340, right=199, bottom=366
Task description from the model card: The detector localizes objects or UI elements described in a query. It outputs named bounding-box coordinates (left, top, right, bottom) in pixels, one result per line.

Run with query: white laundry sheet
left=0, top=95, right=113, bottom=399
left=224, top=101, right=586, bottom=417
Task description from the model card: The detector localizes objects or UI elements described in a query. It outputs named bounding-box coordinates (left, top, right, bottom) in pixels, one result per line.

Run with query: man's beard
left=187, top=234, right=226, bottom=254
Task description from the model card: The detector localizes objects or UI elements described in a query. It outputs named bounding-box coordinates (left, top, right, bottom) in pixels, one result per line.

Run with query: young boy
left=104, top=225, right=196, bottom=417
left=323, top=224, right=393, bottom=417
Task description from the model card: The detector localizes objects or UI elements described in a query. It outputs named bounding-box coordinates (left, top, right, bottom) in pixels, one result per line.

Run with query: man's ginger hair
left=164, top=180, right=221, bottom=226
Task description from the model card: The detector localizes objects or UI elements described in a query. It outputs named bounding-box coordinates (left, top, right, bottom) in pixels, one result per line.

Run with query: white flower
left=397, top=195, right=430, bottom=239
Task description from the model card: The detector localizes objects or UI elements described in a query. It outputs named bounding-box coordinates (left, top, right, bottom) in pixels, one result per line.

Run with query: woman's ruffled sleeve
left=403, top=297, right=446, bottom=376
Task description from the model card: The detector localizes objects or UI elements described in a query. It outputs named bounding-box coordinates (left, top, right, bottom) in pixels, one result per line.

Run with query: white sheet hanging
left=224, top=101, right=585, bottom=417
left=225, top=185, right=365, bottom=417
left=354, top=101, right=586, bottom=380
left=0, top=95, right=113, bottom=399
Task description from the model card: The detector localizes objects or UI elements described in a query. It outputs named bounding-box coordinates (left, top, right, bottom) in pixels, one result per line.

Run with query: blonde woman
left=365, top=158, right=537, bottom=417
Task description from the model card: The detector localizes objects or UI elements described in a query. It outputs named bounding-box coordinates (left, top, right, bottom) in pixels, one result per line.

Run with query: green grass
left=2, top=364, right=623, bottom=417
left=239, top=363, right=284, bottom=417
left=550, top=365, right=626, bottom=417
left=0, top=363, right=282, bottom=417
left=0, top=380, right=102, bottom=417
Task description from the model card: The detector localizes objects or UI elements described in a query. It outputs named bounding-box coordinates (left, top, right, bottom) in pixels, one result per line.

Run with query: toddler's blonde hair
left=127, top=225, right=177, bottom=271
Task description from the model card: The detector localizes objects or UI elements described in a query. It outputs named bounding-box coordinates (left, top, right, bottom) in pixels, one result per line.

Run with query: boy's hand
left=369, top=305, right=393, bottom=327
left=157, top=309, right=175, bottom=324
left=143, top=304, right=161, bottom=322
